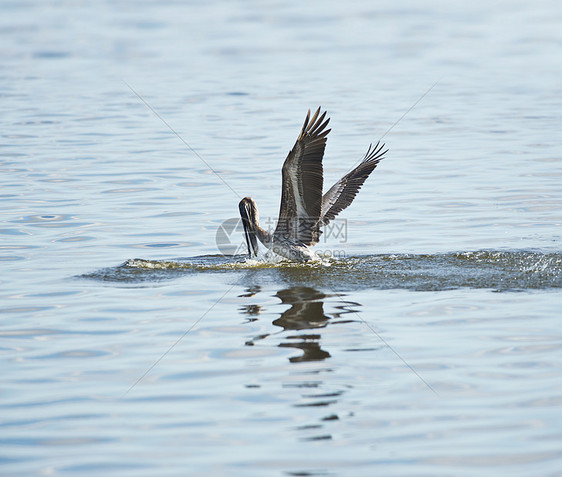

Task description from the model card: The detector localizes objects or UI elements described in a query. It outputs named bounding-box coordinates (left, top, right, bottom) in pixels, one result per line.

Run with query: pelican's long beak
left=239, top=199, right=259, bottom=258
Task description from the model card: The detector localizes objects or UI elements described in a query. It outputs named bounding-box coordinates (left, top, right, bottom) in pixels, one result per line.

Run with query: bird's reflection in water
left=274, top=288, right=331, bottom=362
left=241, top=286, right=333, bottom=362
left=239, top=286, right=263, bottom=323
left=239, top=285, right=361, bottom=445
left=238, top=285, right=262, bottom=298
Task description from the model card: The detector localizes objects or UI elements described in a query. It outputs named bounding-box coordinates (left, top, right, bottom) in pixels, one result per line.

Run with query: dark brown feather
left=275, top=107, right=331, bottom=245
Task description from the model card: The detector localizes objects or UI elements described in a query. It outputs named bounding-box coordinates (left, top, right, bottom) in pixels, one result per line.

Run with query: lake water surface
left=1, top=1, right=561, bottom=475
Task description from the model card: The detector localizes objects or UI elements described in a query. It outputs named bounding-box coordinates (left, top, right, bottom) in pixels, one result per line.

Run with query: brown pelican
left=239, top=107, right=388, bottom=262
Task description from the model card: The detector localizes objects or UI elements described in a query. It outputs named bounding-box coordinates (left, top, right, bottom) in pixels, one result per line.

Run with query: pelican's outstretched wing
left=320, top=141, right=388, bottom=226
left=274, top=107, right=331, bottom=245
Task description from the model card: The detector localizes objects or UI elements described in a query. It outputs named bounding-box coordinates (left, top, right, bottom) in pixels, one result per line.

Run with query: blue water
left=1, top=1, right=562, bottom=475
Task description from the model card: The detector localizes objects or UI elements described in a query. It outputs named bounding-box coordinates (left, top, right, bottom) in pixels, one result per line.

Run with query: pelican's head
left=239, top=197, right=259, bottom=258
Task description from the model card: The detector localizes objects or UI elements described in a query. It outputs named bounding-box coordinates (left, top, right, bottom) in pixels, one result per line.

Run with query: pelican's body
left=239, top=107, right=387, bottom=262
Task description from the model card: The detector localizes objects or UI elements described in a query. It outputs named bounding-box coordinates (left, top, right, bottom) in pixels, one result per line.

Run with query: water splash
left=80, top=250, right=561, bottom=291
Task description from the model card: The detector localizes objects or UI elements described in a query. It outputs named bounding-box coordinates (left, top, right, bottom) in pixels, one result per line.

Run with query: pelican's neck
left=242, top=198, right=273, bottom=248
left=253, top=221, right=272, bottom=246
